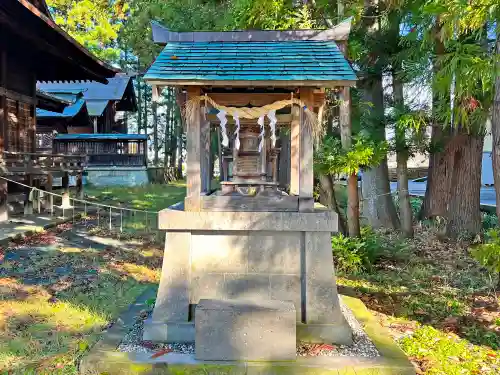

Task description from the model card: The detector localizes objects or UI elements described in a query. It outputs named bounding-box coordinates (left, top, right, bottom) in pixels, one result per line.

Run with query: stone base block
left=195, top=299, right=296, bottom=361
left=143, top=319, right=195, bottom=343
left=297, top=321, right=353, bottom=346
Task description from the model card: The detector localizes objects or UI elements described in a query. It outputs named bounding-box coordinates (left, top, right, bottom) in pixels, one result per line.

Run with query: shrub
left=331, top=227, right=384, bottom=273
left=482, top=212, right=498, bottom=230
left=471, top=228, right=500, bottom=288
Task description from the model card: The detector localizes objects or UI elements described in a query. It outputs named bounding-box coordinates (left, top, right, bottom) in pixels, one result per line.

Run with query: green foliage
left=331, top=227, right=385, bottom=273
left=315, top=135, right=388, bottom=177
left=47, top=0, right=128, bottom=63
left=471, top=229, right=500, bottom=274
left=482, top=213, right=499, bottom=230
left=399, top=326, right=499, bottom=374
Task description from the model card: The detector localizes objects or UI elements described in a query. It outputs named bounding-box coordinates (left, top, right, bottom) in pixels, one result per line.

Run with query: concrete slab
left=195, top=299, right=296, bottom=361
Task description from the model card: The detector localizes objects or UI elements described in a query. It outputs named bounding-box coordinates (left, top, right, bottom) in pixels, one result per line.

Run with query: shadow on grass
left=338, top=270, right=500, bottom=351
left=0, top=221, right=164, bottom=374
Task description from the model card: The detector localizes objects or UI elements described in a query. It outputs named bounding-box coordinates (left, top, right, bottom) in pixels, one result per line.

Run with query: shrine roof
left=144, top=40, right=356, bottom=87
left=36, top=98, right=86, bottom=119
left=55, top=134, right=148, bottom=141
left=37, top=75, right=137, bottom=115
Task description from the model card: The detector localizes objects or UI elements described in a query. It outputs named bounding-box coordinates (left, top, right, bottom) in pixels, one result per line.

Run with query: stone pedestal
left=143, top=204, right=353, bottom=348
left=195, top=299, right=296, bottom=361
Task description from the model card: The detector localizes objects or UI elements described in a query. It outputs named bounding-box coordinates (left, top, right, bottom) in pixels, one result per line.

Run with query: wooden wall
left=0, top=34, right=37, bottom=154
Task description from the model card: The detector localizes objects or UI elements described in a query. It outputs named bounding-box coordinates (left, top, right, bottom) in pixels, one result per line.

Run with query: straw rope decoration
left=184, top=95, right=322, bottom=144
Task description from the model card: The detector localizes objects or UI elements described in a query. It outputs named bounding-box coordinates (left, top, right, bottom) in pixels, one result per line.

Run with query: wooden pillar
left=44, top=173, right=54, bottom=215
left=24, top=174, right=33, bottom=215
left=185, top=87, right=202, bottom=211
left=299, top=87, right=315, bottom=212
left=261, top=137, right=267, bottom=180
left=0, top=47, right=7, bottom=222
left=290, top=104, right=300, bottom=195
left=61, top=172, right=71, bottom=209
left=200, top=117, right=211, bottom=193
left=76, top=172, right=84, bottom=199
left=0, top=178, right=7, bottom=222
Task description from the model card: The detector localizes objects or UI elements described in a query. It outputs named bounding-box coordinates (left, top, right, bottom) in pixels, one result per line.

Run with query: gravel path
left=118, top=299, right=379, bottom=358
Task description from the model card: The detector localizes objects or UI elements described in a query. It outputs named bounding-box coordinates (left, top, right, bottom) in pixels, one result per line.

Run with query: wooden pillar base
left=24, top=175, right=33, bottom=215
left=76, top=173, right=84, bottom=199
left=44, top=174, right=54, bottom=215
left=0, top=178, right=8, bottom=222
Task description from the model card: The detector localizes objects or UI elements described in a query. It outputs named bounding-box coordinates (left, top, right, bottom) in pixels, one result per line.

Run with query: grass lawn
left=82, top=182, right=186, bottom=236
left=337, top=227, right=500, bottom=375
left=84, top=181, right=186, bottom=211
left=0, top=223, right=163, bottom=374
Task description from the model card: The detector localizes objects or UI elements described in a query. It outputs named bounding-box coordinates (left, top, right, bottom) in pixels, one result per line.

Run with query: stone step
left=195, top=299, right=296, bottom=361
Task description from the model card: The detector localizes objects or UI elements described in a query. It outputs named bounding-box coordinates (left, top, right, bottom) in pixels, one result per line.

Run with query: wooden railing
left=88, top=154, right=146, bottom=167
left=0, top=151, right=87, bottom=175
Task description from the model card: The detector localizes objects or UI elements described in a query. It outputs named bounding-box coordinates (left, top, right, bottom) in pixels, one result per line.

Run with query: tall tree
left=47, top=0, right=129, bottom=63
left=356, top=0, right=400, bottom=229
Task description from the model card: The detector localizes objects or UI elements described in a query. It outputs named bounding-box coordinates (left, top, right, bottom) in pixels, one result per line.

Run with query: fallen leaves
left=150, top=348, right=172, bottom=359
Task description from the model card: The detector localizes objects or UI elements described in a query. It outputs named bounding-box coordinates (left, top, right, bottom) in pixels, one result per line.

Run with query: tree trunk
left=339, top=87, right=360, bottom=237
left=152, top=100, right=159, bottom=165
left=420, top=126, right=453, bottom=219
left=360, top=0, right=400, bottom=229
left=318, top=174, right=347, bottom=235
left=445, top=134, right=483, bottom=238
left=393, top=69, right=413, bottom=237
left=360, top=75, right=400, bottom=229
left=420, top=18, right=450, bottom=220
left=397, top=152, right=413, bottom=236
left=137, top=77, right=142, bottom=134
left=492, top=30, right=500, bottom=220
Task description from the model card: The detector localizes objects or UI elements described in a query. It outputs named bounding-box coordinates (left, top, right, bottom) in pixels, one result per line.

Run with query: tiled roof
left=144, top=41, right=356, bottom=84
left=37, top=76, right=136, bottom=116
left=55, top=134, right=148, bottom=141
left=36, top=98, right=86, bottom=118
left=37, top=76, right=133, bottom=101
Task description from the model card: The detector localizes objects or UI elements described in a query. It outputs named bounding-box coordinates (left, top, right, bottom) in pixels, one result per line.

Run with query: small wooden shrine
left=143, top=20, right=357, bottom=360
left=0, top=0, right=118, bottom=219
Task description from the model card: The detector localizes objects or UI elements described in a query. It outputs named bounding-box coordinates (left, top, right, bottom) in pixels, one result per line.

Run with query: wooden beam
left=0, top=48, right=6, bottom=155
left=184, top=86, right=202, bottom=211
left=290, top=102, right=300, bottom=195
left=152, top=18, right=353, bottom=43
left=0, top=86, right=37, bottom=105
left=299, top=87, right=315, bottom=212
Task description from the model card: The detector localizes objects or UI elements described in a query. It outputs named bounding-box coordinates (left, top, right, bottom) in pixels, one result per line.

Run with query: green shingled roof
left=144, top=41, right=356, bottom=85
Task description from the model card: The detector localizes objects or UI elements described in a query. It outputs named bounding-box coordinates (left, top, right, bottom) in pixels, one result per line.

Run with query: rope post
left=97, top=208, right=100, bottom=227
left=120, top=209, right=123, bottom=233
left=109, top=207, right=112, bottom=231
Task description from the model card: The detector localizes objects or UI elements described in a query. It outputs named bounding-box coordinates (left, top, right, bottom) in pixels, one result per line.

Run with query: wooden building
left=37, top=75, right=137, bottom=134
left=0, top=0, right=118, bottom=220
left=53, top=134, right=148, bottom=168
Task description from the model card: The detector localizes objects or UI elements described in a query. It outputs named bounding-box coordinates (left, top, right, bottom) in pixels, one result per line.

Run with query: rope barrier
left=0, top=176, right=158, bottom=215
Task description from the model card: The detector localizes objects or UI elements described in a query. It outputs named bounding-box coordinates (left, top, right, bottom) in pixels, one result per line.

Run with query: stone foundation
left=144, top=204, right=353, bottom=347
left=85, top=167, right=149, bottom=187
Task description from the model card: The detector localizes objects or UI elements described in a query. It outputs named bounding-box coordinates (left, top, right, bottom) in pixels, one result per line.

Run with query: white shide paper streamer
left=217, top=110, right=229, bottom=147
left=267, top=110, right=277, bottom=148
